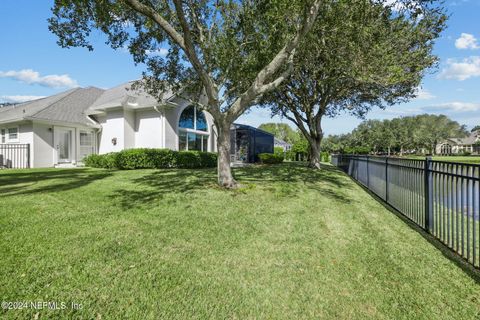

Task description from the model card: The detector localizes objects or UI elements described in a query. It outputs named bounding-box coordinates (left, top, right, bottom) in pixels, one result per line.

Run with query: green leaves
left=323, top=114, right=468, bottom=154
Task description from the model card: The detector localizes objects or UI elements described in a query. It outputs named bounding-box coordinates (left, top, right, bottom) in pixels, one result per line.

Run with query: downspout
left=87, top=114, right=102, bottom=154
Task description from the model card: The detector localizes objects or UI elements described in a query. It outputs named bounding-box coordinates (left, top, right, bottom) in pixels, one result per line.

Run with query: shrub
left=258, top=153, right=284, bottom=164
left=116, top=148, right=154, bottom=169
left=83, top=148, right=217, bottom=170
left=83, top=154, right=103, bottom=168
left=115, top=148, right=176, bottom=169
left=461, top=151, right=472, bottom=156
left=176, top=151, right=201, bottom=168
left=198, top=152, right=218, bottom=168
left=274, top=147, right=285, bottom=156
left=84, top=153, right=118, bottom=169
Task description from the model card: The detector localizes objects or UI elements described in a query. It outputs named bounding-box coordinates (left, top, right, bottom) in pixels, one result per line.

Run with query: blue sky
left=0, top=0, right=479, bottom=135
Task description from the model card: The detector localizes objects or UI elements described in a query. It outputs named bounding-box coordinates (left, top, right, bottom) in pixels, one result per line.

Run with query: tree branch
left=123, top=0, right=186, bottom=49
left=227, top=0, right=322, bottom=121
left=172, top=0, right=218, bottom=105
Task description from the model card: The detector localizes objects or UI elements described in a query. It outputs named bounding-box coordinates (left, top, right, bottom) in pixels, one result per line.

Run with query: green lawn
left=0, top=163, right=479, bottom=319
left=407, top=155, right=480, bottom=164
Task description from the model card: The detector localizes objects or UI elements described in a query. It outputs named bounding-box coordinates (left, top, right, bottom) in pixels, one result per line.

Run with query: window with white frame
left=7, top=127, right=19, bottom=142
left=178, top=105, right=209, bottom=152
left=1, top=129, right=5, bottom=143
left=79, top=130, right=95, bottom=159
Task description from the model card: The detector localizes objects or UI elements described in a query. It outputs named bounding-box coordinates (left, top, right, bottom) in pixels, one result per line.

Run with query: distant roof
left=445, top=130, right=480, bottom=145
left=274, top=137, right=292, bottom=147
left=0, top=87, right=104, bottom=127
left=87, top=81, right=174, bottom=113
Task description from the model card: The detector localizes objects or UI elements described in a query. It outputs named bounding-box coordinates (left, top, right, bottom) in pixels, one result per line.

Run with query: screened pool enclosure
left=230, top=124, right=274, bottom=163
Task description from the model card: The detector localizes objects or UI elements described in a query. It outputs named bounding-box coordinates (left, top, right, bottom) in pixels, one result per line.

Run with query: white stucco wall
left=33, top=122, right=54, bottom=168
left=98, top=109, right=125, bottom=154
left=124, top=109, right=136, bottom=149
left=164, top=106, right=180, bottom=150
left=135, top=109, right=163, bottom=148
left=97, top=100, right=217, bottom=153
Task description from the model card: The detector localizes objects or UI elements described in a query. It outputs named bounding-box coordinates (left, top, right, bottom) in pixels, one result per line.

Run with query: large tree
left=259, top=0, right=446, bottom=168
left=49, top=0, right=322, bottom=187
left=415, top=114, right=467, bottom=154
left=258, top=123, right=299, bottom=144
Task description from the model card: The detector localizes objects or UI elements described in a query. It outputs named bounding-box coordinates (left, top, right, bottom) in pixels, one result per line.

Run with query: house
left=274, top=137, right=292, bottom=152
left=0, top=87, right=103, bottom=168
left=0, top=81, right=273, bottom=168
left=436, top=130, right=480, bottom=155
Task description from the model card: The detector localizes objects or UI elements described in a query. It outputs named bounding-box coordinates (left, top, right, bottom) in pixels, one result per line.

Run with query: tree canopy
left=259, top=0, right=446, bottom=167
left=258, top=123, right=299, bottom=144
left=49, top=0, right=322, bottom=187
left=322, top=114, right=468, bottom=155
left=471, top=125, right=480, bottom=132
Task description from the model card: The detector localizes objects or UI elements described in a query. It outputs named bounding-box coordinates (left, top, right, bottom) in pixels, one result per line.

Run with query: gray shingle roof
left=88, top=81, right=173, bottom=112
left=0, top=87, right=104, bottom=127
left=274, top=137, right=292, bottom=148
left=446, top=131, right=480, bottom=145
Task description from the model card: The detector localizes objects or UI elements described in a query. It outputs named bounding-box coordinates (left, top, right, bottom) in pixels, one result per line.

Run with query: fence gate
left=331, top=154, right=480, bottom=269
left=0, top=144, right=30, bottom=169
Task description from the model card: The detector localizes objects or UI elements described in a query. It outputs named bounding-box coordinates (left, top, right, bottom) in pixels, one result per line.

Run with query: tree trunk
left=308, top=137, right=322, bottom=169
left=216, top=120, right=237, bottom=188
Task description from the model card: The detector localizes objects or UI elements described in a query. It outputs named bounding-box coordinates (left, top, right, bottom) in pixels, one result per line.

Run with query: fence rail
left=331, top=154, right=480, bottom=269
left=0, top=144, right=30, bottom=169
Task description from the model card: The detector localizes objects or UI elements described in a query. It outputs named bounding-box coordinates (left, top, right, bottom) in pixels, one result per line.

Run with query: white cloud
left=0, top=95, right=46, bottom=103
left=439, top=56, right=480, bottom=81
left=422, top=102, right=480, bottom=112
left=0, top=69, right=78, bottom=88
left=415, top=87, right=435, bottom=100
left=455, top=33, right=479, bottom=50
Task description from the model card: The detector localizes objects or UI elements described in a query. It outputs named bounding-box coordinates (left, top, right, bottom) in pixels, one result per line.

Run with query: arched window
left=178, top=105, right=209, bottom=152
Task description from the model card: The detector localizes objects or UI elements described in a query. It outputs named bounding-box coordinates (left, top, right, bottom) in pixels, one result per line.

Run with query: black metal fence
left=0, top=144, right=30, bottom=169
left=332, top=154, right=480, bottom=268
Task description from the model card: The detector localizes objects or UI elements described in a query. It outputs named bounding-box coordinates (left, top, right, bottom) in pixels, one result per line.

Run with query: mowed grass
left=407, top=155, right=480, bottom=164
left=0, top=163, right=479, bottom=319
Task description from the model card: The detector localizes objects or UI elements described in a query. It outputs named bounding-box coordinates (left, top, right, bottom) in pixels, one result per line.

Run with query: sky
left=0, top=0, right=479, bottom=135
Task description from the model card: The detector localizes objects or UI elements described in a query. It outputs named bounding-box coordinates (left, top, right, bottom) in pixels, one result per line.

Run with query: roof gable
left=0, top=87, right=104, bottom=126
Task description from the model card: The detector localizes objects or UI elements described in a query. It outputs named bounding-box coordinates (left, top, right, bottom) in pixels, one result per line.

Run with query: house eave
left=25, top=117, right=101, bottom=129
left=0, top=118, right=24, bottom=125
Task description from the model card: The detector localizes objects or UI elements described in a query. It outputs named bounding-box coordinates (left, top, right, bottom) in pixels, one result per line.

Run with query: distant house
left=436, top=130, right=480, bottom=155
left=274, top=137, right=292, bottom=152
left=0, top=81, right=273, bottom=168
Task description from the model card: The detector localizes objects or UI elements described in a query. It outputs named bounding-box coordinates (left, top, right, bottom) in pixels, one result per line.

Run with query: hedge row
left=84, top=149, right=217, bottom=169
left=258, top=153, right=284, bottom=164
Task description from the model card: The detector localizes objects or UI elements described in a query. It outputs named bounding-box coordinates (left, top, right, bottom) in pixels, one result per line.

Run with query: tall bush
left=83, top=149, right=217, bottom=170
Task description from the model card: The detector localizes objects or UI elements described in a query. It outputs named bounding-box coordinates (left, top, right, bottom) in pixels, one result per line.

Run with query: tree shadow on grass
left=0, top=168, right=112, bottom=196
left=109, top=163, right=354, bottom=210
left=234, top=162, right=351, bottom=187
left=108, top=168, right=218, bottom=210
left=353, top=179, right=480, bottom=284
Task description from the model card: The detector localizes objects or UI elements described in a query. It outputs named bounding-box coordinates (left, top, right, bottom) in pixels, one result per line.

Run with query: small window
left=79, top=130, right=95, bottom=160
left=1, top=129, right=5, bottom=143
left=8, top=127, right=18, bottom=142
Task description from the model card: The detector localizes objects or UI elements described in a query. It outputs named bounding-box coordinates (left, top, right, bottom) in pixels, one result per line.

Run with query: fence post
left=424, top=156, right=433, bottom=232
left=26, top=143, right=31, bottom=169
left=366, top=155, right=370, bottom=188
left=385, top=157, right=389, bottom=202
